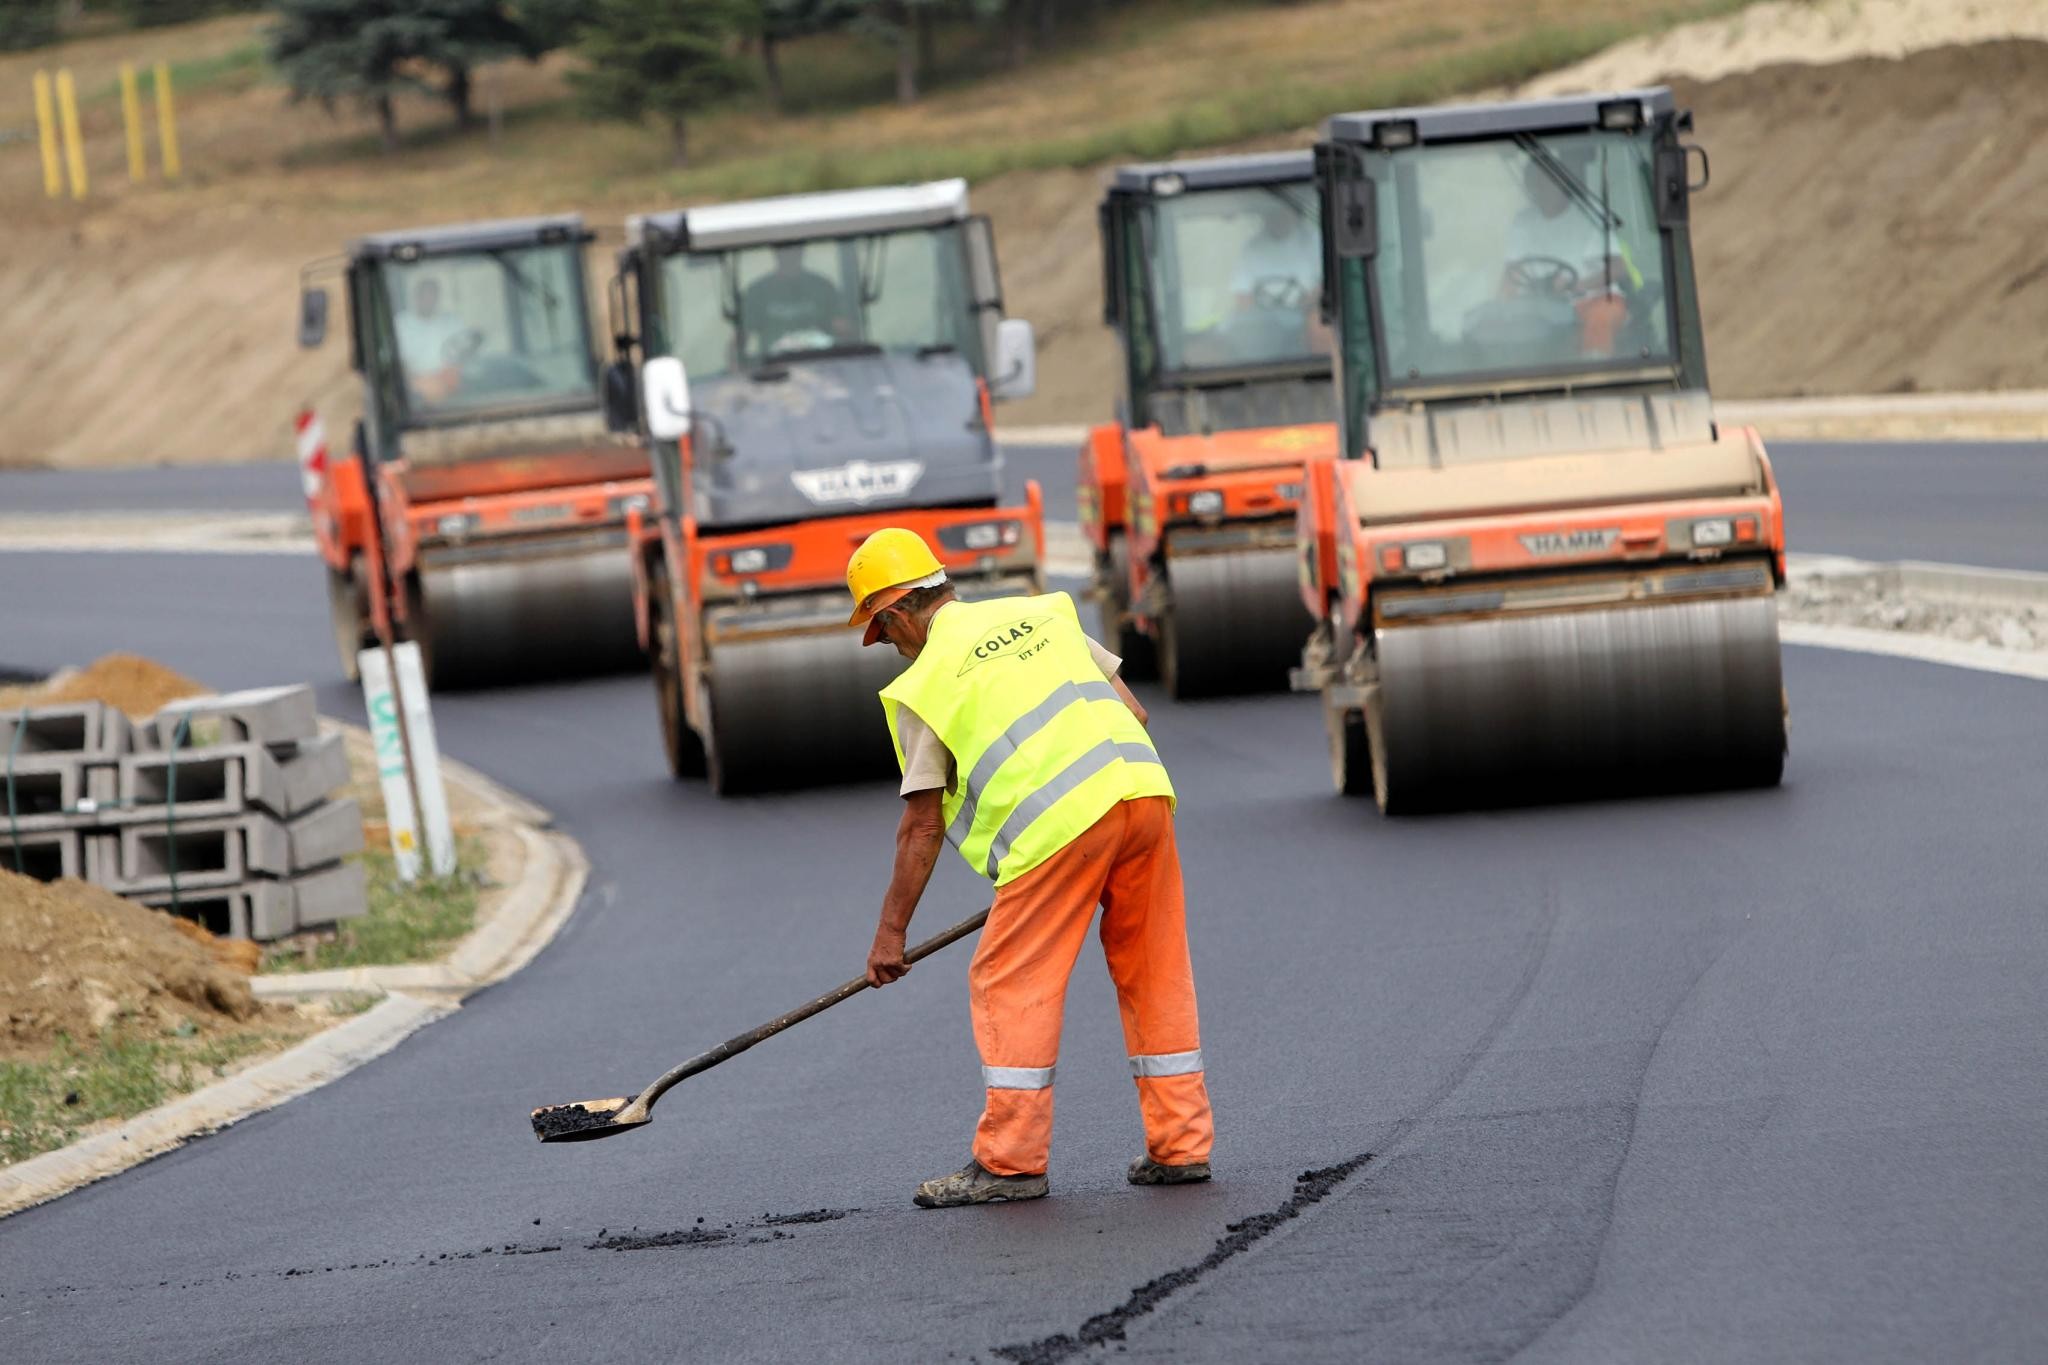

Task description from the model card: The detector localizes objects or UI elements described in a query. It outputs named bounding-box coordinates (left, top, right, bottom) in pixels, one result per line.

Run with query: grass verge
left=0, top=1028, right=290, bottom=1166
left=261, top=844, right=482, bottom=973
left=660, top=2, right=1757, bottom=201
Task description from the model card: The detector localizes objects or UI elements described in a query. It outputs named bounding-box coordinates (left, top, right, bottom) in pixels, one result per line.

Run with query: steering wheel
left=766, top=327, right=836, bottom=356
left=1505, top=256, right=1580, bottom=296
left=1249, top=275, right=1309, bottom=312
left=441, top=328, right=485, bottom=366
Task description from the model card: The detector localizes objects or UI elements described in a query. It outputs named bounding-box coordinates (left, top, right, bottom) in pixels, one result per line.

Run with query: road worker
left=847, top=528, right=1215, bottom=1208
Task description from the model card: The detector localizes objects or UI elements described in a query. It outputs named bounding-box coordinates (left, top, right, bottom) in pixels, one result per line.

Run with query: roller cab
left=298, top=216, right=652, bottom=688
left=1297, top=89, right=1788, bottom=812
left=616, top=180, right=1044, bottom=794
left=1085, top=152, right=1337, bottom=698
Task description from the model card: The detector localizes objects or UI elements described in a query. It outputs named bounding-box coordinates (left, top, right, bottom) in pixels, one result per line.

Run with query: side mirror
left=989, top=318, right=1036, bottom=403
left=641, top=356, right=692, bottom=442
left=298, top=287, right=329, bottom=349
left=601, top=360, right=637, bottom=435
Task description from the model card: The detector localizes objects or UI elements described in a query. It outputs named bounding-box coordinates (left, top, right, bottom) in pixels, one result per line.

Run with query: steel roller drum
left=414, top=548, right=641, bottom=689
left=1161, top=548, right=1314, bottom=699
left=1372, top=594, right=1785, bottom=811
left=703, top=630, right=902, bottom=794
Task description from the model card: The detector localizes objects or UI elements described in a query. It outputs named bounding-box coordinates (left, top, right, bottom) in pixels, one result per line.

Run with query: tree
left=269, top=0, right=552, bottom=150
left=0, top=0, right=62, bottom=51
left=852, top=0, right=951, bottom=106
left=570, top=0, right=752, bottom=167
left=754, top=0, right=856, bottom=111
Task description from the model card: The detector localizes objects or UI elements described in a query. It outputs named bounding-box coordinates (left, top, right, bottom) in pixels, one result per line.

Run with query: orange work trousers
left=969, top=795, right=1214, bottom=1176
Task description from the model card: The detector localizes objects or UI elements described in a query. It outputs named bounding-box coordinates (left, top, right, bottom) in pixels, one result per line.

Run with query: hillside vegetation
left=2, top=0, right=2045, bottom=464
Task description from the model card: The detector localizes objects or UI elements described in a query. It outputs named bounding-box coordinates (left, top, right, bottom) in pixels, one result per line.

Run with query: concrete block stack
left=2, top=686, right=367, bottom=941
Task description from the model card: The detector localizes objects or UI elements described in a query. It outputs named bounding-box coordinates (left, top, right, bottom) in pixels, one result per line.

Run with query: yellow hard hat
left=846, top=527, right=944, bottom=643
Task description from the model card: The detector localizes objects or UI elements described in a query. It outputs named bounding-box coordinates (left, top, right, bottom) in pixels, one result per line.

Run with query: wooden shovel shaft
left=630, top=908, right=989, bottom=1116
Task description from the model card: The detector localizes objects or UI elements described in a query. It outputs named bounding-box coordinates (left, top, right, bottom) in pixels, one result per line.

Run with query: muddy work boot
left=913, top=1158, right=1049, bottom=1209
left=1128, top=1155, right=1212, bottom=1186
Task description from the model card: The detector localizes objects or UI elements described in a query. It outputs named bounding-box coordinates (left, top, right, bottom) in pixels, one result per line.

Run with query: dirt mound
left=1674, top=41, right=2048, bottom=398
left=0, top=868, right=259, bottom=1059
left=37, top=653, right=212, bottom=719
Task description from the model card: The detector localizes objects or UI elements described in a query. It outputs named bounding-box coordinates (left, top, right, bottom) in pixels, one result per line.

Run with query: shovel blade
left=531, top=1097, right=647, bottom=1143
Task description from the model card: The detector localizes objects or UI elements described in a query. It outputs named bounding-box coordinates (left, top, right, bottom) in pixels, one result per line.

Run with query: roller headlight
left=1187, top=490, right=1225, bottom=519
left=714, top=543, right=792, bottom=577
left=436, top=513, right=477, bottom=539
left=937, top=520, right=1023, bottom=552
left=1403, top=541, right=1448, bottom=571
left=1691, top=518, right=1734, bottom=547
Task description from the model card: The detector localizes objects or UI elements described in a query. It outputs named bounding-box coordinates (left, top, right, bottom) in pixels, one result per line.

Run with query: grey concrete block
left=0, top=703, right=132, bottom=760
left=0, top=828, right=83, bottom=882
left=291, top=859, right=368, bottom=929
left=288, top=800, right=364, bottom=870
left=0, top=755, right=116, bottom=832
left=149, top=685, right=317, bottom=750
left=137, top=881, right=296, bottom=941
left=115, top=812, right=290, bottom=892
left=278, top=733, right=350, bottom=811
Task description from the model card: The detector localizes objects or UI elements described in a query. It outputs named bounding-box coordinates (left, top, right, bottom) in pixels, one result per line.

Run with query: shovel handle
left=631, top=907, right=990, bottom=1116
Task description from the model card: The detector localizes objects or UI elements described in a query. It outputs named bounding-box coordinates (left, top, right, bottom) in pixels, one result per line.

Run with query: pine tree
left=569, top=0, right=752, bottom=168
left=268, top=0, right=551, bottom=150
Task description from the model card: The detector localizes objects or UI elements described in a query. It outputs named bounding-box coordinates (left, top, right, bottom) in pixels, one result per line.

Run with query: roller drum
left=413, top=547, right=641, bottom=690
left=702, top=631, right=902, bottom=795
left=1161, top=548, right=1312, bottom=699
left=1373, top=594, right=1784, bottom=811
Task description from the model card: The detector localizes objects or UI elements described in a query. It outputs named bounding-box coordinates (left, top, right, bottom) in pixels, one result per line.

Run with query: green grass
left=262, top=844, right=481, bottom=973
left=86, top=41, right=264, bottom=105
left=0, top=1029, right=282, bottom=1166
left=659, top=0, right=1758, bottom=203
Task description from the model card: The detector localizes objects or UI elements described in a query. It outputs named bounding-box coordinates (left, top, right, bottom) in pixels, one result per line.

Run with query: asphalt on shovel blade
left=531, top=1097, right=645, bottom=1143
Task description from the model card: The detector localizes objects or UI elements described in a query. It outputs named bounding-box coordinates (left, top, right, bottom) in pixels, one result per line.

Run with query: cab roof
left=347, top=214, right=589, bottom=262
left=628, top=179, right=971, bottom=252
left=1323, top=87, right=1676, bottom=147
left=1108, top=149, right=1311, bottom=196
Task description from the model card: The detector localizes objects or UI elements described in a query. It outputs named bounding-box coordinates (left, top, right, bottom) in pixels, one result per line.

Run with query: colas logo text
left=958, top=615, right=1054, bottom=675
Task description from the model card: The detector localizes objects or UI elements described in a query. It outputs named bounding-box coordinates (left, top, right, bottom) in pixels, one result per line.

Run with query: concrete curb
left=0, top=994, right=453, bottom=1219
left=0, top=735, right=587, bottom=1220
left=1780, top=622, right=2048, bottom=682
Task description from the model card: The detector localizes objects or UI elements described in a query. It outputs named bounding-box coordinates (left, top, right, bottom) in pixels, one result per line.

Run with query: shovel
left=530, top=909, right=989, bottom=1143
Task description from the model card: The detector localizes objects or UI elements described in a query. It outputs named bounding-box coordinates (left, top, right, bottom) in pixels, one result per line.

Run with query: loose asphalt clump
left=589, top=1226, right=734, bottom=1252
left=992, top=1154, right=1376, bottom=1365
left=760, top=1207, right=855, bottom=1226
left=529, top=1102, right=628, bottom=1141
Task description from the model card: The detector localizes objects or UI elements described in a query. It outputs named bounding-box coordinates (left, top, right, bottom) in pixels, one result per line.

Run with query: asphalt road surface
left=4, top=440, right=2041, bottom=572
left=1, top=451, right=2044, bottom=1362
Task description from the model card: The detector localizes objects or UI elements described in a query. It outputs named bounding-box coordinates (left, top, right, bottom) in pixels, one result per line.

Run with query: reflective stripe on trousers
left=983, top=1064, right=1055, bottom=1090
left=946, top=679, right=1122, bottom=848
left=1130, top=1049, right=1204, bottom=1078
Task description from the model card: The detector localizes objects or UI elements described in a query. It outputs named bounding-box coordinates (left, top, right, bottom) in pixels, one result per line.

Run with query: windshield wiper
left=915, top=342, right=959, bottom=360
left=1513, top=134, right=1622, bottom=232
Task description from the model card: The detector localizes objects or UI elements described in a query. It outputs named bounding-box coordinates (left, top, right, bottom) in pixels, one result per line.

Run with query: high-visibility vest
left=881, top=592, right=1174, bottom=885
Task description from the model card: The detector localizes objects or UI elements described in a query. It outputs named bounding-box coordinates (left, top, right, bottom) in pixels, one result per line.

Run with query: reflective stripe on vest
left=881, top=593, right=1175, bottom=886
left=1130, top=1049, right=1204, bottom=1078
left=946, top=678, right=1123, bottom=848
left=984, top=1064, right=1055, bottom=1090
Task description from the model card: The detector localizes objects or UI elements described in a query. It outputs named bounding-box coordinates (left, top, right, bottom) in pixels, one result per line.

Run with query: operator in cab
left=395, top=276, right=472, bottom=404
left=1230, top=192, right=1327, bottom=356
left=742, top=245, right=853, bottom=357
left=846, top=528, right=1215, bottom=1209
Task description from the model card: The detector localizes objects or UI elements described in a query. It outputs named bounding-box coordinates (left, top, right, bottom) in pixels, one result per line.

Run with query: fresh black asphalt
left=0, top=446, right=2043, bottom=1362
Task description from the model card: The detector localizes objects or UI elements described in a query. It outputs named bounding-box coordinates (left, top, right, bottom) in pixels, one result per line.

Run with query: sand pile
left=23, top=653, right=210, bottom=718
left=0, top=867, right=260, bottom=1060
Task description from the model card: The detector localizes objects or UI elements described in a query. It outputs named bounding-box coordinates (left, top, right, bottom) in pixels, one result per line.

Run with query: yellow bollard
left=33, top=71, right=62, bottom=199
left=153, top=61, right=181, bottom=179
left=121, top=62, right=147, bottom=182
left=55, top=68, right=86, bottom=200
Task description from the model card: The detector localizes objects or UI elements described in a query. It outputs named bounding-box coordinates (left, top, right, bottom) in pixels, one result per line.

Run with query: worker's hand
left=866, top=929, right=910, bottom=988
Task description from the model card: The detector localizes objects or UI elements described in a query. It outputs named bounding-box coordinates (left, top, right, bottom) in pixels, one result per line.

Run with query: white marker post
left=390, top=641, right=456, bottom=878
left=358, top=647, right=423, bottom=882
